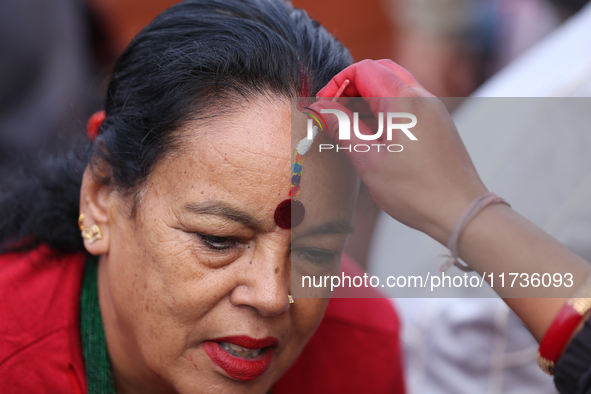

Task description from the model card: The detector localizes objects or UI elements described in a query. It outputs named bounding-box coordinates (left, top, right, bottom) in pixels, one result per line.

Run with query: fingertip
left=317, top=79, right=339, bottom=98
left=318, top=61, right=364, bottom=98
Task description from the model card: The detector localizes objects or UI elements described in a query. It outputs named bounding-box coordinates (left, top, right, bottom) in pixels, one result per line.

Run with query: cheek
left=284, top=298, right=328, bottom=356
left=106, top=217, right=229, bottom=356
left=292, top=298, right=328, bottom=334
left=127, top=232, right=226, bottom=327
left=267, top=298, right=328, bottom=384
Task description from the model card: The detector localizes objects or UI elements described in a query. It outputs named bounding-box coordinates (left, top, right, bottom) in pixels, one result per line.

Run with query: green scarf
left=81, top=256, right=117, bottom=394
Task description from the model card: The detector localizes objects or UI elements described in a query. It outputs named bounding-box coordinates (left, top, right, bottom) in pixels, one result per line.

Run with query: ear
left=79, top=165, right=111, bottom=255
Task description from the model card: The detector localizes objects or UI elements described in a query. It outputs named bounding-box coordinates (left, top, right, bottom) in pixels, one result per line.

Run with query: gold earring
left=288, top=294, right=294, bottom=304
left=78, top=213, right=103, bottom=244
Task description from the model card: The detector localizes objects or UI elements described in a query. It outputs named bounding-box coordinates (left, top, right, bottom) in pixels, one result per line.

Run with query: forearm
left=442, top=202, right=591, bottom=341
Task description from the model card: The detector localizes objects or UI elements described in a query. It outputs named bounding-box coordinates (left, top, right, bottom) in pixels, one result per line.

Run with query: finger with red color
left=373, top=59, right=427, bottom=90
left=316, top=60, right=389, bottom=98
left=309, top=99, right=391, bottom=174
left=312, top=93, right=487, bottom=246
left=317, top=59, right=431, bottom=99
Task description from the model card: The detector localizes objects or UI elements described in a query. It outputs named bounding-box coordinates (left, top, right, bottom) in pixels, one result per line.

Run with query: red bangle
left=538, top=278, right=591, bottom=375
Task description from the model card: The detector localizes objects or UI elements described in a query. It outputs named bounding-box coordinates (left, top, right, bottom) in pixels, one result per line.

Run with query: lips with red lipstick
left=203, top=336, right=278, bottom=381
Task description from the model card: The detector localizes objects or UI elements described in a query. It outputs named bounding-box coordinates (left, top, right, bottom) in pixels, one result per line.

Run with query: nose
left=230, top=247, right=291, bottom=317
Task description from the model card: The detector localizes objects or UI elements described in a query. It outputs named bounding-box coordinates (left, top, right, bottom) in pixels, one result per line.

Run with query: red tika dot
left=274, top=199, right=305, bottom=229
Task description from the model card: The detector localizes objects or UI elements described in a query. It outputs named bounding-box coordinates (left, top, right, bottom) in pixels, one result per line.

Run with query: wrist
left=419, top=185, right=490, bottom=246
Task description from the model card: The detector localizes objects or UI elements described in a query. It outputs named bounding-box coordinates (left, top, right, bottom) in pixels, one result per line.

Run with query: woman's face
left=91, top=97, right=359, bottom=393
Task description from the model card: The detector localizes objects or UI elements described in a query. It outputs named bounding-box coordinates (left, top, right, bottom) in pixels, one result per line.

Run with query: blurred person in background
left=369, top=1, right=591, bottom=393
left=0, top=0, right=97, bottom=169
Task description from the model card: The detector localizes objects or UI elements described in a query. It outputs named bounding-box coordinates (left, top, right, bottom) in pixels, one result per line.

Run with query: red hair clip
left=86, top=110, right=106, bottom=141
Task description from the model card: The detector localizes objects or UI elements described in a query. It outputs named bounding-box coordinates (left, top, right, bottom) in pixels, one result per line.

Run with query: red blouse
left=0, top=246, right=405, bottom=393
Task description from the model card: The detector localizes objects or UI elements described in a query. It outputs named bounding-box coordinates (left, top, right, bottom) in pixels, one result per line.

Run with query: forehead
left=146, top=97, right=358, bottom=227
left=193, top=100, right=294, bottom=182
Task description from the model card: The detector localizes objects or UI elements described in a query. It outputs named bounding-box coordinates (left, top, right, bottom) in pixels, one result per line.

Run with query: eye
left=294, top=249, right=338, bottom=267
left=196, top=234, right=238, bottom=251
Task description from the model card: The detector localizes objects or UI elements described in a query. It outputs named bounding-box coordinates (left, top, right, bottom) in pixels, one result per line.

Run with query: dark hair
left=0, top=0, right=352, bottom=254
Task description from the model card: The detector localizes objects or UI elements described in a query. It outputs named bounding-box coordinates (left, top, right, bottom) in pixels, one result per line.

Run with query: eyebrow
left=183, top=201, right=265, bottom=229
left=298, top=219, right=355, bottom=237
left=184, top=201, right=354, bottom=235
